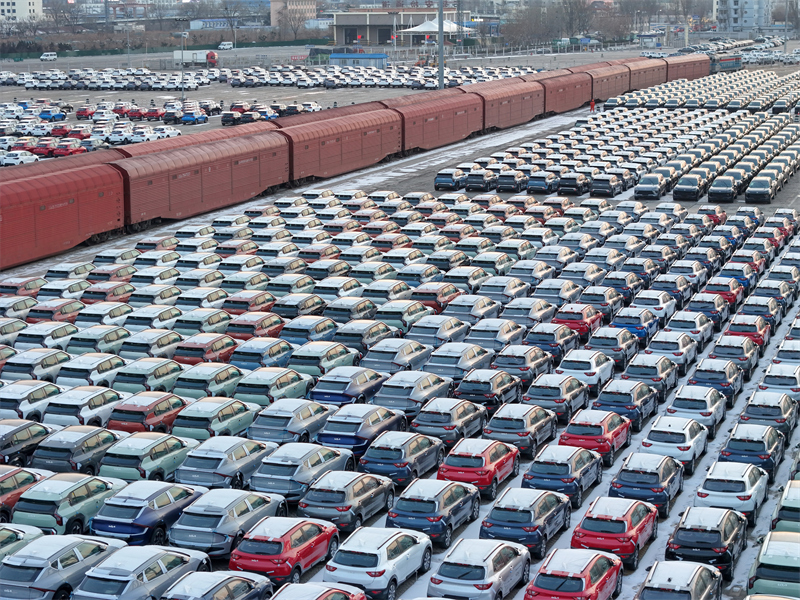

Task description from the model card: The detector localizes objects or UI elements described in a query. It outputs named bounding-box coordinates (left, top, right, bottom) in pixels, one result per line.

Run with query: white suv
left=323, top=527, right=432, bottom=600
left=646, top=331, right=698, bottom=375
left=635, top=560, right=723, bottom=600
left=556, top=350, right=614, bottom=396
left=640, top=416, right=708, bottom=475
left=694, top=461, right=768, bottom=525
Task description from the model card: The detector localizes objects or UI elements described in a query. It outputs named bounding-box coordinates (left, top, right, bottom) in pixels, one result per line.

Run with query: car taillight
left=553, top=398, right=566, bottom=404
left=584, top=371, right=596, bottom=376
left=652, top=377, right=663, bottom=382
left=474, top=584, right=493, bottom=590
left=53, top=511, right=63, bottom=526
left=388, top=511, right=398, bottom=518
left=207, top=427, right=216, bottom=436
left=366, top=570, right=386, bottom=577
left=442, top=425, right=456, bottom=430
left=561, top=477, right=575, bottom=483
left=555, top=369, right=564, bottom=374
left=517, top=431, right=530, bottom=437
left=697, top=491, right=709, bottom=497
left=431, top=578, right=443, bottom=585
left=394, top=462, right=409, bottom=468
left=335, top=505, right=352, bottom=512
left=427, top=515, right=443, bottom=522
left=642, top=441, right=653, bottom=447
left=712, top=546, right=729, bottom=553
left=522, top=525, right=539, bottom=532
left=523, top=474, right=534, bottom=480
left=298, top=502, right=309, bottom=508
left=326, top=565, right=337, bottom=572
left=484, top=429, right=493, bottom=434
left=700, top=411, right=712, bottom=417
left=270, top=558, right=286, bottom=564
left=775, top=418, right=787, bottom=423
left=137, top=467, right=147, bottom=478
left=411, top=422, right=419, bottom=428
left=758, top=454, right=771, bottom=459
left=453, top=391, right=462, bottom=396
left=359, top=459, right=368, bottom=465
left=668, top=542, right=680, bottom=550
left=677, top=446, right=691, bottom=451
left=737, top=495, right=751, bottom=501
left=518, top=366, right=530, bottom=371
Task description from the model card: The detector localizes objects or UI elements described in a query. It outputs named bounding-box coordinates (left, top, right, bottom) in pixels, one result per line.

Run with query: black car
left=708, top=176, right=737, bottom=202
left=454, top=369, right=521, bottom=417
left=672, top=174, right=705, bottom=201
left=665, top=507, right=747, bottom=581
left=0, top=420, right=56, bottom=466
left=745, top=177, right=778, bottom=203
left=29, top=425, right=121, bottom=475
left=608, top=452, right=684, bottom=516
left=634, top=174, right=667, bottom=200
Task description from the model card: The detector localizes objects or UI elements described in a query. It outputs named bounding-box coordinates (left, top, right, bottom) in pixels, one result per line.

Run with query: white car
left=759, top=363, right=800, bottom=400
left=1, top=151, right=39, bottom=166
left=130, top=128, right=159, bottom=143
left=153, top=125, right=181, bottom=138
left=108, top=127, right=134, bottom=145
left=323, top=527, right=432, bottom=600
left=31, top=122, right=54, bottom=136
left=645, top=331, right=697, bottom=375
left=0, top=135, right=17, bottom=149
left=54, top=353, right=128, bottom=388
left=13, top=321, right=78, bottom=351
left=694, top=461, right=768, bottom=525
left=42, top=386, right=128, bottom=427
left=663, top=310, right=714, bottom=350
left=555, top=349, right=614, bottom=396
left=302, top=101, right=322, bottom=112
left=667, top=384, right=726, bottom=438
left=641, top=415, right=708, bottom=475
left=773, top=339, right=800, bottom=365
left=92, top=110, right=117, bottom=122
left=630, top=290, right=677, bottom=325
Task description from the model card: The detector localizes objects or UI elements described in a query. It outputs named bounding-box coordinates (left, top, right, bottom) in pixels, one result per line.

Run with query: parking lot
left=1, top=63, right=800, bottom=600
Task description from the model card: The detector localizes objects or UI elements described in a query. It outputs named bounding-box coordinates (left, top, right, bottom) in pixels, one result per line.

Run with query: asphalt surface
left=3, top=92, right=800, bottom=599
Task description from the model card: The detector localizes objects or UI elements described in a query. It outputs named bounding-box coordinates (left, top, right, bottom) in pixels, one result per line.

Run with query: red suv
left=0, top=466, right=51, bottom=521
left=559, top=409, right=631, bottom=467
left=552, top=304, right=603, bottom=342
left=525, top=548, right=623, bottom=600
left=86, top=264, right=137, bottom=284
left=229, top=517, right=340, bottom=585
left=222, top=291, right=277, bottom=315
left=411, top=282, right=462, bottom=314
left=570, top=497, right=658, bottom=569
left=75, top=105, right=96, bottom=119
left=438, top=438, right=519, bottom=499
left=81, top=282, right=135, bottom=305
left=0, top=277, right=48, bottom=298
left=107, top=391, right=190, bottom=433
left=172, top=333, right=238, bottom=365
left=725, top=314, right=770, bottom=350
left=26, top=299, right=85, bottom=323
left=227, top=312, right=285, bottom=340
left=703, top=277, right=744, bottom=309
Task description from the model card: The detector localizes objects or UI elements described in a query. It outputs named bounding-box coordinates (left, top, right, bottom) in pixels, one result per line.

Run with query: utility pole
left=126, top=27, right=131, bottom=68
left=784, top=0, right=789, bottom=54
left=438, top=0, right=444, bottom=89
left=181, top=33, right=186, bottom=102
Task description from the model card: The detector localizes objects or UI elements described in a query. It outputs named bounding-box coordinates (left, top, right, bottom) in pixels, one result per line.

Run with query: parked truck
left=173, top=50, right=218, bottom=67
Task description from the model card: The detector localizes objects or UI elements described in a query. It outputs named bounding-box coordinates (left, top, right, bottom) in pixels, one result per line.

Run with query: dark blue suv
left=359, top=431, right=445, bottom=486
left=688, top=358, right=743, bottom=408
left=89, top=480, right=204, bottom=545
left=592, top=379, right=658, bottom=432
left=386, top=478, right=481, bottom=547
left=608, top=452, right=684, bottom=517
left=620, top=258, right=660, bottom=287
left=523, top=323, right=580, bottom=362
left=521, top=444, right=602, bottom=508
left=718, top=423, right=785, bottom=482
left=609, top=307, right=659, bottom=346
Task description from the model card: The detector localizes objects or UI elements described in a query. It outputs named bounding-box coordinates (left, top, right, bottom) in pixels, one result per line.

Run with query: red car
left=487, top=203, right=522, bottom=222
left=410, top=282, right=462, bottom=314
left=697, top=204, right=727, bottom=226
left=229, top=517, right=340, bottom=585
left=222, top=291, right=277, bottom=315
left=271, top=584, right=366, bottom=600
left=86, top=264, right=137, bottom=284
left=570, top=497, right=658, bottom=569
left=11, top=137, right=37, bottom=152
left=227, top=312, right=285, bottom=340
left=441, top=223, right=477, bottom=242
left=50, top=123, right=74, bottom=137
left=754, top=226, right=785, bottom=250
left=559, top=409, right=631, bottom=466
left=145, top=107, right=166, bottom=120
left=0, top=466, right=51, bottom=521
left=703, top=277, right=744, bottom=309
left=75, top=105, right=97, bottom=119
left=112, top=103, right=134, bottom=116
left=53, top=139, right=86, bottom=156
left=525, top=548, right=623, bottom=600
left=107, top=391, right=190, bottom=433
left=25, top=299, right=85, bottom=324
left=173, top=333, right=238, bottom=365
left=0, top=345, right=17, bottom=370
left=361, top=220, right=401, bottom=238
left=730, top=250, right=766, bottom=275
left=551, top=303, right=603, bottom=342
left=723, top=314, right=771, bottom=349
left=372, top=233, right=413, bottom=252
left=298, top=244, right=341, bottom=264
left=81, top=282, right=135, bottom=305
left=128, top=107, right=146, bottom=120
left=427, top=212, right=462, bottom=229
left=438, top=438, right=519, bottom=498
left=31, top=138, right=59, bottom=157
left=0, top=277, right=48, bottom=298
left=67, top=127, right=92, bottom=140
left=216, top=240, right=259, bottom=257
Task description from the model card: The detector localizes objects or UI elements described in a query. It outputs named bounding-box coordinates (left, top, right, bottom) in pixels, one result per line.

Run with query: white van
left=40, top=52, right=57, bottom=61
left=218, top=42, right=234, bottom=50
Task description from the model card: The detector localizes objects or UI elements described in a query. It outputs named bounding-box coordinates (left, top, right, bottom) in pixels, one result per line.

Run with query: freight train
left=0, top=55, right=710, bottom=271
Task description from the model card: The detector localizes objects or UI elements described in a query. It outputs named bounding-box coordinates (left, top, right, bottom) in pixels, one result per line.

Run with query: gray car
left=72, top=545, right=211, bottom=600
left=424, top=342, right=495, bottom=382
left=360, top=339, right=431, bottom=374
left=584, top=326, right=638, bottom=370
left=168, top=489, right=287, bottom=557
left=160, top=571, right=272, bottom=600
left=0, top=524, right=43, bottom=561
left=0, top=534, right=126, bottom=600
left=247, top=399, right=334, bottom=444
left=249, top=442, right=355, bottom=502
left=333, top=320, right=399, bottom=354
left=370, top=371, right=453, bottom=418
left=175, top=437, right=277, bottom=489
left=523, top=373, right=589, bottom=423
left=297, top=470, right=394, bottom=533
left=442, top=294, right=501, bottom=325
left=30, top=425, right=122, bottom=475
left=410, top=397, right=487, bottom=448
left=490, top=345, right=553, bottom=386
left=465, top=318, right=526, bottom=351
left=499, top=298, right=557, bottom=328
left=483, top=403, right=558, bottom=456
left=406, top=315, right=469, bottom=348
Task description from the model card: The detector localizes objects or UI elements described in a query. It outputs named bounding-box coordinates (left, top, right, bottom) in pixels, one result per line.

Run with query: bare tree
left=221, top=0, right=244, bottom=38
left=773, top=3, right=800, bottom=28
left=45, top=0, right=83, bottom=33
left=149, top=1, right=170, bottom=31
left=504, top=1, right=563, bottom=45
left=561, top=0, right=593, bottom=36
left=278, top=2, right=308, bottom=40
left=179, top=0, right=215, bottom=20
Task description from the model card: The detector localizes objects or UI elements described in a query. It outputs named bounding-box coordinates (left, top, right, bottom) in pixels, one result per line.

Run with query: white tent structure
left=399, top=18, right=462, bottom=35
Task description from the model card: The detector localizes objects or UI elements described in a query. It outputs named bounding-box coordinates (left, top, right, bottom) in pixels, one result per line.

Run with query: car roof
left=495, top=487, right=547, bottom=510
left=452, top=438, right=495, bottom=455
left=761, top=531, right=800, bottom=567
left=748, top=392, right=788, bottom=407
left=88, top=545, right=170, bottom=577
left=646, top=560, right=700, bottom=588
left=535, top=444, right=580, bottom=463
left=542, top=548, right=600, bottom=577
left=248, top=516, right=313, bottom=539
left=707, top=461, right=750, bottom=480
left=403, top=478, right=454, bottom=500
left=187, top=488, right=251, bottom=512
left=106, top=480, right=174, bottom=504
left=421, top=397, right=462, bottom=412
left=588, top=497, right=637, bottom=519
left=313, top=470, right=361, bottom=491
left=40, top=426, right=99, bottom=445
left=494, top=404, right=536, bottom=419
left=267, top=442, right=320, bottom=462
left=446, top=539, right=506, bottom=566
left=680, top=507, right=728, bottom=530
left=115, top=432, right=169, bottom=451
left=572, top=409, right=612, bottom=425
left=372, top=431, right=417, bottom=449
left=9, top=534, right=84, bottom=563
left=27, top=472, right=88, bottom=497
left=191, top=436, right=247, bottom=456
left=730, top=423, right=771, bottom=441
left=331, top=404, right=379, bottom=420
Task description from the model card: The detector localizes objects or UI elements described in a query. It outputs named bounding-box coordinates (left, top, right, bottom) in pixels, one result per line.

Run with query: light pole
left=438, top=0, right=444, bottom=89
left=784, top=0, right=789, bottom=54
left=234, top=27, right=238, bottom=58
left=126, top=26, right=131, bottom=68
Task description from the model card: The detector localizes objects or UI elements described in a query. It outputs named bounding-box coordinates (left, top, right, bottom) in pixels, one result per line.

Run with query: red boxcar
left=277, top=110, right=402, bottom=180
left=379, top=88, right=466, bottom=108
left=273, top=102, right=388, bottom=128
left=665, top=55, right=711, bottom=81
left=625, top=59, right=668, bottom=91
left=463, top=80, right=545, bottom=130
left=380, top=95, right=483, bottom=152
left=115, top=123, right=279, bottom=158
left=0, top=149, right=127, bottom=183
left=584, top=66, right=631, bottom=100
left=111, top=131, right=290, bottom=225
left=0, top=165, right=124, bottom=270
left=522, top=71, right=592, bottom=114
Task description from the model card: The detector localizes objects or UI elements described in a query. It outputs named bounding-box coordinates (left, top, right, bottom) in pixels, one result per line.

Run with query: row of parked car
left=436, top=70, right=800, bottom=205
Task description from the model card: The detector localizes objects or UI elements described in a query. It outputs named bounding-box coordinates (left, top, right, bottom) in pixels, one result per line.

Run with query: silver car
left=483, top=403, right=558, bottom=456
left=168, top=489, right=287, bottom=557
left=0, top=534, right=126, bottom=600
left=406, top=315, right=469, bottom=348
left=72, top=545, right=211, bottom=600
left=490, top=345, right=553, bottom=386
left=424, top=342, right=495, bottom=382
left=465, top=318, right=526, bottom=351
left=499, top=298, right=557, bottom=327
left=523, top=373, right=589, bottom=423
left=160, top=571, right=272, bottom=600
left=371, top=371, right=453, bottom=418
left=175, top=437, right=277, bottom=489
left=249, top=442, right=355, bottom=502
left=247, top=398, right=334, bottom=444
left=410, top=397, right=487, bottom=448
left=0, top=524, right=43, bottom=561
left=427, top=538, right=531, bottom=600
left=442, top=294, right=501, bottom=325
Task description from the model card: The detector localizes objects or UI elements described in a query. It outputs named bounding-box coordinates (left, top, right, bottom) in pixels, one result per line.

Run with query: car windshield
left=177, top=513, right=222, bottom=529
left=673, top=529, right=722, bottom=546
left=78, top=578, right=129, bottom=596
left=490, top=417, right=526, bottom=430
left=649, top=430, right=686, bottom=444
left=649, top=340, right=679, bottom=351
left=334, top=551, right=379, bottom=568
left=237, top=539, right=283, bottom=555
left=416, top=411, right=451, bottom=424
left=324, top=421, right=361, bottom=434
left=306, top=488, right=347, bottom=503
left=764, top=375, right=798, bottom=387
left=439, top=563, right=486, bottom=581
left=597, top=391, right=635, bottom=405
left=395, top=498, right=437, bottom=513
left=727, top=439, right=765, bottom=453
left=615, top=316, right=643, bottom=325
left=566, top=423, right=603, bottom=436
left=533, top=574, right=584, bottom=592
left=639, top=590, right=691, bottom=600
left=745, top=404, right=782, bottom=417
left=364, top=447, right=403, bottom=460
left=430, top=356, right=462, bottom=366
left=444, top=455, right=484, bottom=468
left=755, top=562, right=800, bottom=583
left=703, top=478, right=745, bottom=493
left=490, top=507, right=533, bottom=523
left=581, top=517, right=628, bottom=533
left=560, top=360, right=592, bottom=371
left=0, top=565, right=42, bottom=583
left=182, top=456, right=224, bottom=470
left=97, top=503, right=142, bottom=520
left=626, top=365, right=658, bottom=377
left=530, top=461, right=569, bottom=475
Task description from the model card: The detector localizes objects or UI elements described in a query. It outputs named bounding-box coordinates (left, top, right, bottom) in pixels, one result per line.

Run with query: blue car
left=609, top=307, right=659, bottom=346
left=39, top=108, right=66, bottom=122
left=181, top=110, right=209, bottom=125
left=230, top=338, right=295, bottom=370
left=608, top=452, right=684, bottom=517
left=592, top=379, right=658, bottom=431
left=717, top=423, right=785, bottom=481
left=90, top=480, right=205, bottom=544
left=528, top=173, right=560, bottom=194
left=280, top=315, right=338, bottom=345
left=716, top=226, right=744, bottom=249
left=316, top=404, right=405, bottom=456
left=386, top=478, right=481, bottom=547
left=309, top=366, right=388, bottom=405
left=434, top=169, right=467, bottom=191
left=688, top=358, right=743, bottom=407
left=522, top=444, right=602, bottom=508
left=359, top=431, right=445, bottom=486
left=479, top=487, right=570, bottom=559
left=619, top=258, right=661, bottom=287
left=523, top=323, right=580, bottom=362
left=603, top=271, right=646, bottom=305
left=396, top=263, right=444, bottom=288
left=718, top=264, right=757, bottom=295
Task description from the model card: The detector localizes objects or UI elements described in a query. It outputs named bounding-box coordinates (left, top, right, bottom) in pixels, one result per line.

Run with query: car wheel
left=386, top=581, right=397, bottom=600
left=487, top=479, right=498, bottom=500
left=149, top=471, right=163, bottom=481
left=686, top=455, right=696, bottom=476
left=327, top=535, right=339, bottom=560
left=436, top=449, right=445, bottom=468
left=442, top=526, right=453, bottom=548
left=53, top=588, right=71, bottom=600
left=421, top=547, right=432, bottom=572
left=613, top=570, right=623, bottom=598
left=512, top=456, right=520, bottom=477
left=534, top=535, right=547, bottom=559
left=624, top=428, right=631, bottom=448
left=659, top=496, right=671, bottom=518
left=571, top=485, right=583, bottom=509
left=602, top=452, right=613, bottom=468
left=290, top=568, right=301, bottom=584
left=633, top=414, right=643, bottom=432
left=353, top=515, right=363, bottom=530
left=151, top=525, right=167, bottom=546
left=345, top=458, right=355, bottom=471
left=385, top=490, right=395, bottom=510
left=299, top=432, right=309, bottom=443
left=198, top=559, right=211, bottom=572
left=626, top=546, right=639, bottom=570
left=0, top=511, right=9, bottom=524
left=520, top=561, right=530, bottom=586
left=231, top=473, right=244, bottom=489
left=562, top=404, right=573, bottom=424
left=66, top=518, right=83, bottom=535
left=470, top=498, right=481, bottom=522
